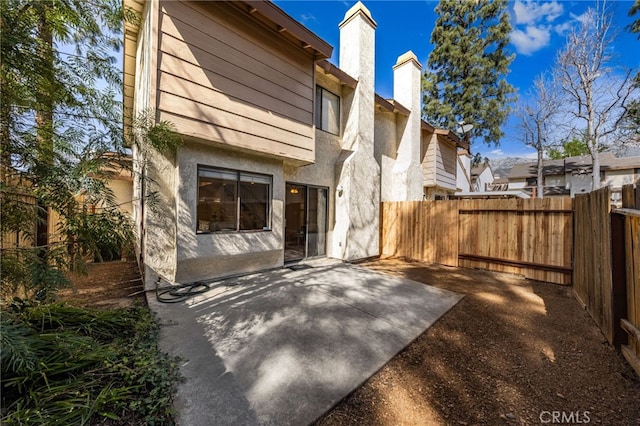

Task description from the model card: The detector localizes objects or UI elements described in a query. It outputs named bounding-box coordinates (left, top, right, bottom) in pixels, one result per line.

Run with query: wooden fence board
left=621, top=184, right=640, bottom=209
left=573, top=187, right=614, bottom=344
left=624, top=213, right=640, bottom=373
left=381, top=198, right=573, bottom=285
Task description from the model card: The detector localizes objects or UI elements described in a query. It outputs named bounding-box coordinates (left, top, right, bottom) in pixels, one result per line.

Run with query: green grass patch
left=1, top=300, right=182, bottom=425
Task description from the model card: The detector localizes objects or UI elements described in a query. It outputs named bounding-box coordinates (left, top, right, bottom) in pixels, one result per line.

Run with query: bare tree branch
left=516, top=73, right=560, bottom=198
left=554, top=0, right=638, bottom=190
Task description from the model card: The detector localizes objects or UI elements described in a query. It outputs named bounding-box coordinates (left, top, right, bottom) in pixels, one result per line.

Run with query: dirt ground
left=315, top=259, right=640, bottom=426
left=60, top=259, right=640, bottom=425
left=59, top=260, right=145, bottom=309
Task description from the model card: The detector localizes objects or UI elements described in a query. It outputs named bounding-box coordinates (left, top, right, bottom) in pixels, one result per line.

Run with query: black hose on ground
left=156, top=280, right=211, bottom=303
left=154, top=264, right=291, bottom=303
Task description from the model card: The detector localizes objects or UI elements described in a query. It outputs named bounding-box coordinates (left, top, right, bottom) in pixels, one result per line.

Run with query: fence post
left=611, top=210, right=628, bottom=348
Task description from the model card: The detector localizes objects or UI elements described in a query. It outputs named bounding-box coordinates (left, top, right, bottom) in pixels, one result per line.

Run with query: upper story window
left=197, top=166, right=271, bottom=233
left=315, top=86, right=340, bottom=135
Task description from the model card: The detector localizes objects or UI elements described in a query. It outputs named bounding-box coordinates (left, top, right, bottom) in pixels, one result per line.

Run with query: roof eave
left=317, top=60, right=357, bottom=88
left=244, top=1, right=332, bottom=59
left=374, top=94, right=409, bottom=116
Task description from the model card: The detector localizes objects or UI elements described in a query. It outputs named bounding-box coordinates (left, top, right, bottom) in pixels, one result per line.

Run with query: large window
left=197, top=167, right=271, bottom=233
left=315, top=86, right=340, bottom=135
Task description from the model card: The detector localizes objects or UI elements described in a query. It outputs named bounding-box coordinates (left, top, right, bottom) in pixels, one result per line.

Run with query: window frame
left=196, top=165, right=272, bottom=234
left=315, top=85, right=341, bottom=135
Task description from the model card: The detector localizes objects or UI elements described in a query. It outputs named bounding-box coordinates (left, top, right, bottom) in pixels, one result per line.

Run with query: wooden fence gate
left=611, top=185, right=640, bottom=376
left=573, top=188, right=615, bottom=343
left=380, top=198, right=573, bottom=285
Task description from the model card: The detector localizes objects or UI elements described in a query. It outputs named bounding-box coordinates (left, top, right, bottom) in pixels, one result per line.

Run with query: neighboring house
left=421, top=122, right=462, bottom=200
left=470, top=162, right=494, bottom=192
left=101, top=153, right=134, bottom=217
left=1, top=156, right=133, bottom=252
left=508, top=153, right=640, bottom=200
left=123, top=0, right=466, bottom=288
left=487, top=177, right=509, bottom=191
left=454, top=156, right=529, bottom=199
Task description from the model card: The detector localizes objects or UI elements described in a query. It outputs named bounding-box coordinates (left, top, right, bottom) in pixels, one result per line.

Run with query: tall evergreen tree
left=624, top=1, right=640, bottom=145
left=629, top=0, right=640, bottom=37
left=422, top=0, right=516, bottom=147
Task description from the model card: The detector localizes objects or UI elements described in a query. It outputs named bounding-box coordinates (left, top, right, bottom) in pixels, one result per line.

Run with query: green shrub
left=1, top=301, right=183, bottom=425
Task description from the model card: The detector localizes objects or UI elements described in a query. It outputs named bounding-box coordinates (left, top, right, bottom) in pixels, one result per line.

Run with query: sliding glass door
left=285, top=184, right=328, bottom=261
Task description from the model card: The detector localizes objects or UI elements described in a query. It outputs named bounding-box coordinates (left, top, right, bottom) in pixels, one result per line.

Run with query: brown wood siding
left=421, top=133, right=436, bottom=184
left=157, top=1, right=315, bottom=163
left=123, top=0, right=145, bottom=131
left=158, top=111, right=313, bottom=161
left=434, top=138, right=456, bottom=189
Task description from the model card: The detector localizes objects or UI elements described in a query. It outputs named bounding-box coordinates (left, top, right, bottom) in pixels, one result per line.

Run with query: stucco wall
left=335, top=4, right=380, bottom=260
left=107, top=179, right=134, bottom=216
left=143, top=147, right=178, bottom=288
left=508, top=179, right=527, bottom=190
left=284, top=128, right=341, bottom=259
left=173, top=140, right=284, bottom=284
left=475, top=167, right=494, bottom=192
left=604, top=169, right=637, bottom=189
left=374, top=109, right=397, bottom=202
left=569, top=174, right=592, bottom=197
left=391, top=52, right=423, bottom=201
left=544, top=174, right=566, bottom=187
left=457, top=153, right=471, bottom=192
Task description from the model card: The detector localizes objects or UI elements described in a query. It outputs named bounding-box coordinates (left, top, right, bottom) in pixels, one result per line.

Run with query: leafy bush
left=1, top=301, right=183, bottom=425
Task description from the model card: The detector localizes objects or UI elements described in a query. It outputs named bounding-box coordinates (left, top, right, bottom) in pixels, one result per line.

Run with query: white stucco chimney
left=392, top=51, right=424, bottom=201
left=333, top=1, right=381, bottom=260
left=338, top=1, right=376, bottom=152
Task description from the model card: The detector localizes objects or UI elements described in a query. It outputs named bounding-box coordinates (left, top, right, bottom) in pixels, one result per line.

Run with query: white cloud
left=513, top=0, right=563, bottom=25
left=553, top=21, right=572, bottom=35
left=300, top=13, right=316, bottom=23
left=511, top=25, right=552, bottom=55
left=510, top=1, right=567, bottom=55
left=570, top=11, right=590, bottom=25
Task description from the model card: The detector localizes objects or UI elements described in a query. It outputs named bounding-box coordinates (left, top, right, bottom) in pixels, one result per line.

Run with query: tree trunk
left=591, top=148, right=601, bottom=191
left=35, top=4, right=54, bottom=252
left=588, top=118, right=600, bottom=191
left=36, top=5, right=53, bottom=163
left=536, top=123, right=544, bottom=199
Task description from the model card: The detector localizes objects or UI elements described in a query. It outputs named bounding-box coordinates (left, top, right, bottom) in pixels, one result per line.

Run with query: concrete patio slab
left=148, top=259, right=462, bottom=426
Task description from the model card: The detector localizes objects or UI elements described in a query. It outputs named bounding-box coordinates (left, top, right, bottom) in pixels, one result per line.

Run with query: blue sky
left=273, top=0, right=639, bottom=159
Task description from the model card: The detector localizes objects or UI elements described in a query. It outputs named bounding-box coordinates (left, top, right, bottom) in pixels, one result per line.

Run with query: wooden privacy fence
left=380, top=198, right=573, bottom=285
left=611, top=185, right=640, bottom=376
left=573, top=188, right=616, bottom=343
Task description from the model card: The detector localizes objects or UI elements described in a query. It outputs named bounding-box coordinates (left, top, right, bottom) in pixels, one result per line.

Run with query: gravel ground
left=314, top=259, right=640, bottom=426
